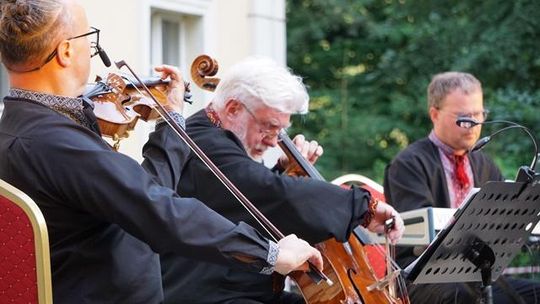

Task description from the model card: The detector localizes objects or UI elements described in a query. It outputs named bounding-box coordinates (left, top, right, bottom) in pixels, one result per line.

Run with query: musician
left=160, top=56, right=405, bottom=303
left=0, top=1, right=324, bottom=303
left=384, top=71, right=540, bottom=303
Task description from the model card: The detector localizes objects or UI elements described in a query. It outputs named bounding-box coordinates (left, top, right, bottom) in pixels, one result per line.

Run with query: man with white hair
left=160, top=57, right=405, bottom=303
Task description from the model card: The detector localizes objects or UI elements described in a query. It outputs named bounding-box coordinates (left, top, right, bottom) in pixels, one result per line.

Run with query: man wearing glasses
left=384, top=72, right=539, bottom=303
left=160, top=57, right=405, bottom=303
left=0, top=1, right=325, bottom=303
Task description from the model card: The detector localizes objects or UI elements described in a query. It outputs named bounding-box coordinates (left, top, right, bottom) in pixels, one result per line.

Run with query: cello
left=190, top=54, right=410, bottom=303
left=279, top=131, right=409, bottom=304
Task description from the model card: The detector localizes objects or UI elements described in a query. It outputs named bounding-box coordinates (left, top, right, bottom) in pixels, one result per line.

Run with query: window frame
left=0, top=66, right=8, bottom=115
left=150, top=11, right=188, bottom=75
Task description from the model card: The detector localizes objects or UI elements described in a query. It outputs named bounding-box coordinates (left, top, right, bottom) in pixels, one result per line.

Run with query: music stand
left=405, top=178, right=540, bottom=304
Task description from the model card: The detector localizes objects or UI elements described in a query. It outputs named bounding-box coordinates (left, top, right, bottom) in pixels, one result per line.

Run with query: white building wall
left=79, top=0, right=286, bottom=162
left=0, top=1, right=285, bottom=163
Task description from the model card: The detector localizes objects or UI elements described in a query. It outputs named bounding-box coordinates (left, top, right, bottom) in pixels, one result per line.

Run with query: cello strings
left=361, top=208, right=410, bottom=302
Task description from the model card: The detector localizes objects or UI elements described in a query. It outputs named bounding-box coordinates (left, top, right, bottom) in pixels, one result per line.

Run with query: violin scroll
left=191, top=54, right=220, bottom=92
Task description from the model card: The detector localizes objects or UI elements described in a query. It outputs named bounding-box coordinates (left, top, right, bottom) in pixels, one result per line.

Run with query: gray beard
left=229, top=120, right=263, bottom=162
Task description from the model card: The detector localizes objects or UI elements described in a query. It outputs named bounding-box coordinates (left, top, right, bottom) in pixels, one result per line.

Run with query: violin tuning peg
left=183, top=91, right=193, bottom=104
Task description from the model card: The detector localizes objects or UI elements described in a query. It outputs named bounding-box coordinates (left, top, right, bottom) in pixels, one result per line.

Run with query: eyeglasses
left=438, top=108, right=490, bottom=123
left=30, top=26, right=101, bottom=72
left=241, top=104, right=289, bottom=139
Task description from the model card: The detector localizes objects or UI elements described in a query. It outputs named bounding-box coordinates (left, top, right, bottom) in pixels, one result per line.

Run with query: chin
left=461, top=144, right=476, bottom=152
left=249, top=152, right=263, bottom=163
left=75, top=86, right=86, bottom=97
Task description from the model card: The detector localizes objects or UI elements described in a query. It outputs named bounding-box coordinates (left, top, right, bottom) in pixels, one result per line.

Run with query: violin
left=83, top=73, right=139, bottom=142
left=83, top=73, right=192, bottom=149
left=191, top=54, right=410, bottom=304
left=122, top=75, right=192, bottom=121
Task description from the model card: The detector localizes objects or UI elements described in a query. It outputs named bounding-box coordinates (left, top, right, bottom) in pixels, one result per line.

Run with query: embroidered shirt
left=429, top=130, right=474, bottom=208
left=9, top=88, right=92, bottom=129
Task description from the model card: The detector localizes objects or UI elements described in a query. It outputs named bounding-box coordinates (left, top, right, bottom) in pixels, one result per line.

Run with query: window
left=151, top=12, right=188, bottom=74
left=150, top=10, right=203, bottom=117
left=161, top=20, right=181, bottom=66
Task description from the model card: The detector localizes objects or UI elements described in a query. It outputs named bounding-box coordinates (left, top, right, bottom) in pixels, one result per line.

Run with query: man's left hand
left=154, top=64, right=185, bottom=114
left=278, top=134, right=324, bottom=168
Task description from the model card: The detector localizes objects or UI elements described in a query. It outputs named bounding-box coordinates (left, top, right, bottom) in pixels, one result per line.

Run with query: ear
left=56, top=40, right=73, bottom=68
left=429, top=106, right=439, bottom=124
left=224, top=99, right=243, bottom=118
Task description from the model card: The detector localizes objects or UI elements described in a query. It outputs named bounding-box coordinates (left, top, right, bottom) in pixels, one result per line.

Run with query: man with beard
left=384, top=71, right=540, bottom=303
left=160, top=57, right=405, bottom=303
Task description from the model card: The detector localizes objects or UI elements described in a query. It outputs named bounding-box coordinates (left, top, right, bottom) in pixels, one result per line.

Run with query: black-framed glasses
left=28, top=26, right=101, bottom=72
left=438, top=108, right=490, bottom=123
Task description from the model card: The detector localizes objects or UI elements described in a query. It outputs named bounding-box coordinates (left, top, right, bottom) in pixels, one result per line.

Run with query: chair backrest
left=0, top=179, right=53, bottom=304
left=331, top=173, right=387, bottom=279
left=331, top=173, right=384, bottom=198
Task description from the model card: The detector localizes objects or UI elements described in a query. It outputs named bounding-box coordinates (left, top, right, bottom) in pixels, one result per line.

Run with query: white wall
left=64, top=0, right=286, bottom=162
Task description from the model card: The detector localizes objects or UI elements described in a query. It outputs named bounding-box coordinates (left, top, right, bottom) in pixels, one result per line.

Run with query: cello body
left=292, top=237, right=395, bottom=304
left=278, top=133, right=406, bottom=304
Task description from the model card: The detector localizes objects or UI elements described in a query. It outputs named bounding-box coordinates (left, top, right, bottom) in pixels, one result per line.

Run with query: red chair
left=0, top=179, right=52, bottom=304
left=331, top=174, right=387, bottom=280
left=332, top=174, right=385, bottom=200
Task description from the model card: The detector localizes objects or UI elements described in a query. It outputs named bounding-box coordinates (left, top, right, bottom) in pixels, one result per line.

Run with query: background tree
left=286, top=0, right=540, bottom=182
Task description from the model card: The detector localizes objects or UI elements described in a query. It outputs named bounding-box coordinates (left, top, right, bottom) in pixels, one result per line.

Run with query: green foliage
left=286, top=0, right=540, bottom=182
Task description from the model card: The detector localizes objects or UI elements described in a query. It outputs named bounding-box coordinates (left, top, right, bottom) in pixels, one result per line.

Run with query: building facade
left=0, top=0, right=286, bottom=162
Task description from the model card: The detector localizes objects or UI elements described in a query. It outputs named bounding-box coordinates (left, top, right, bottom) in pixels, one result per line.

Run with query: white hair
left=212, top=56, right=309, bottom=114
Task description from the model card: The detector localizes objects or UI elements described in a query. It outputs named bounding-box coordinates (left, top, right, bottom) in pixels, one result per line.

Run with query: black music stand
left=405, top=176, right=540, bottom=304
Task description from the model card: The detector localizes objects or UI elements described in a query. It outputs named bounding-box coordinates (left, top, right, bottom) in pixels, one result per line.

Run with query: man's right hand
left=366, top=202, right=405, bottom=245
left=274, top=234, right=323, bottom=275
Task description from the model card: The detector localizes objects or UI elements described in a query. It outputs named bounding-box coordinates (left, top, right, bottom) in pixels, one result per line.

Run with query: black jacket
left=161, top=109, right=372, bottom=303
left=384, top=137, right=503, bottom=267
left=0, top=97, right=272, bottom=303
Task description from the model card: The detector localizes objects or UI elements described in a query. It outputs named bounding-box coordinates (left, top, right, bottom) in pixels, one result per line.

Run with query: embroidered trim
left=9, top=88, right=90, bottom=128
left=260, top=240, right=279, bottom=275
left=361, top=196, right=378, bottom=228
left=205, top=103, right=222, bottom=128
left=8, top=88, right=94, bottom=130
left=156, top=111, right=186, bottom=130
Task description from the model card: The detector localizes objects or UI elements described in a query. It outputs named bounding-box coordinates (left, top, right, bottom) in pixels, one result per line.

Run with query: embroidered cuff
left=361, top=197, right=379, bottom=228
left=260, top=240, right=279, bottom=275
left=156, top=111, right=186, bottom=130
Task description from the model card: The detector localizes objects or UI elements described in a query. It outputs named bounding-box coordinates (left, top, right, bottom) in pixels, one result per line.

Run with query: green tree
left=286, top=0, right=540, bottom=182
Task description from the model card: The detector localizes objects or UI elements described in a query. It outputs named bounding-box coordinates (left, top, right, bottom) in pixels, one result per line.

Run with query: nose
left=262, top=135, right=279, bottom=147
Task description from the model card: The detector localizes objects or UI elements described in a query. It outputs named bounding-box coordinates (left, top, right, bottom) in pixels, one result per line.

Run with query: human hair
left=427, top=71, right=482, bottom=109
left=212, top=57, right=309, bottom=114
left=0, top=0, right=71, bottom=71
